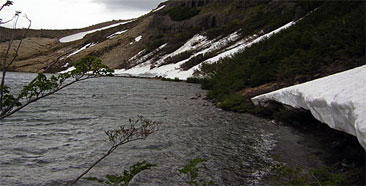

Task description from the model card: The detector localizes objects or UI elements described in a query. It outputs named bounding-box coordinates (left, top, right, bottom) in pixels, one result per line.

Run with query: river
left=0, top=72, right=277, bottom=186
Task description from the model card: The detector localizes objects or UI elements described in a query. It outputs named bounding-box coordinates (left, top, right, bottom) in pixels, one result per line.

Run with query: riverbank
left=258, top=107, right=365, bottom=185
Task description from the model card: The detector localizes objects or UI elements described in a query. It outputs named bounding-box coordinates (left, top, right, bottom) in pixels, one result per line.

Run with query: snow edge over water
left=252, top=65, right=366, bottom=149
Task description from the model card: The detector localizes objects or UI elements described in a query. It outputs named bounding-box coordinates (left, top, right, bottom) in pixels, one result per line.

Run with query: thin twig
left=0, top=11, right=31, bottom=112
left=0, top=76, right=93, bottom=120
left=311, top=172, right=323, bottom=186
left=68, top=129, right=139, bottom=186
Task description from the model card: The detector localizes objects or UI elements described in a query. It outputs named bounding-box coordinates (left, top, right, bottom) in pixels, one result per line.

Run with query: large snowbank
left=252, top=65, right=366, bottom=149
left=59, top=20, right=134, bottom=43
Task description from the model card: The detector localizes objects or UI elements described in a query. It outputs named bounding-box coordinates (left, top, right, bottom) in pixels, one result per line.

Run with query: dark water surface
left=0, top=72, right=277, bottom=186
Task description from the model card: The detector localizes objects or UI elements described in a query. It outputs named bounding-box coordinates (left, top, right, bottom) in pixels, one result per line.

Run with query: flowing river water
left=0, top=72, right=278, bottom=186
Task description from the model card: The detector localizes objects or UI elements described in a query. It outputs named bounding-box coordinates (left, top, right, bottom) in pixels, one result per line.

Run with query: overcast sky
left=0, top=0, right=163, bottom=29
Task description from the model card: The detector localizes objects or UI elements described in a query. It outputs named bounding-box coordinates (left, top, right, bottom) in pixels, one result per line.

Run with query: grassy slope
left=198, top=1, right=365, bottom=113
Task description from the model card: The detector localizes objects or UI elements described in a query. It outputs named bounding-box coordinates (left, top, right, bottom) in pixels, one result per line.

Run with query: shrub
left=205, top=19, right=241, bottom=39
left=161, top=77, right=182, bottom=82
left=165, top=4, right=201, bottom=21
left=186, top=77, right=201, bottom=84
left=85, top=161, right=156, bottom=186
left=145, top=39, right=165, bottom=55
left=180, top=51, right=216, bottom=70
left=179, top=158, right=214, bottom=186
left=196, top=1, right=365, bottom=112
left=161, top=51, right=193, bottom=66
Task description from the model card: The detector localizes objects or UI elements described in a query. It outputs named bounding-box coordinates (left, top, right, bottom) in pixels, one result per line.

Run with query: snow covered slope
left=114, top=21, right=297, bottom=80
left=252, top=65, right=366, bottom=149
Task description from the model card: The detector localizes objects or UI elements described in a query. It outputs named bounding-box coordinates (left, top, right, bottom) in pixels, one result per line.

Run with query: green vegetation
left=85, top=161, right=156, bottom=186
left=165, top=4, right=201, bottom=21
left=1, top=56, right=113, bottom=120
left=198, top=1, right=365, bottom=112
left=205, top=19, right=241, bottom=39
left=161, top=51, right=193, bottom=66
left=204, top=1, right=318, bottom=40
left=179, top=158, right=214, bottom=186
left=186, top=77, right=202, bottom=84
left=239, top=4, right=296, bottom=36
left=85, top=157, right=214, bottom=186
left=180, top=51, right=216, bottom=71
left=272, top=163, right=345, bottom=186
left=144, top=38, right=166, bottom=56
left=161, top=77, right=182, bottom=82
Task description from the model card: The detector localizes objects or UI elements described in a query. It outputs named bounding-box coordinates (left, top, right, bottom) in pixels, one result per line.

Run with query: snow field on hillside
left=252, top=65, right=366, bottom=149
left=114, top=20, right=297, bottom=80
left=114, top=34, right=209, bottom=79
left=204, top=21, right=296, bottom=64
left=59, top=20, right=134, bottom=43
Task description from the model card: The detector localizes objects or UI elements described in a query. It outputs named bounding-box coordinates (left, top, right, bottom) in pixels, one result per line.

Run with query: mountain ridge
left=1, top=0, right=308, bottom=73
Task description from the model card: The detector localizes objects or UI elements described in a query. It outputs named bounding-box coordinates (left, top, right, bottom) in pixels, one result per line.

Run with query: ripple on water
left=0, top=73, right=277, bottom=186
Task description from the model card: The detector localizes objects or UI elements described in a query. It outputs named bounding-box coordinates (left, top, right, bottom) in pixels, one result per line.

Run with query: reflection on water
left=0, top=72, right=276, bottom=186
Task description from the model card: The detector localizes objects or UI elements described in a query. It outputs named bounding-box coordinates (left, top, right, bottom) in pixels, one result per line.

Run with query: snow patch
left=204, top=21, right=296, bottom=64
left=171, top=34, right=208, bottom=56
left=128, top=49, right=147, bottom=62
left=252, top=65, right=366, bottom=149
left=107, top=30, right=128, bottom=39
left=153, top=34, right=209, bottom=67
left=59, top=20, right=134, bottom=43
left=152, top=5, right=166, bottom=12
left=135, top=35, right=142, bottom=42
left=66, top=43, right=95, bottom=58
left=194, top=31, right=241, bottom=57
left=127, top=43, right=167, bottom=65
left=114, top=62, right=153, bottom=78
left=59, top=66, right=75, bottom=74
left=130, top=35, right=142, bottom=45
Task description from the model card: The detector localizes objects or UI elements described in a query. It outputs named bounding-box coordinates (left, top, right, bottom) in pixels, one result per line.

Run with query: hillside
left=198, top=1, right=364, bottom=109
left=1, top=0, right=320, bottom=73
left=2, top=1, right=363, bottom=79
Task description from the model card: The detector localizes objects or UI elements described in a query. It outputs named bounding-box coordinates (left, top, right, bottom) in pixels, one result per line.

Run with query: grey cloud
left=94, top=0, right=164, bottom=11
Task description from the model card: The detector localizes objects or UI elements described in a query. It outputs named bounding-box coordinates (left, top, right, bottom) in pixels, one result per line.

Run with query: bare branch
left=0, top=56, right=113, bottom=120
left=6, top=12, right=31, bottom=69
left=0, top=75, right=91, bottom=120
left=0, top=1, right=13, bottom=12
left=68, top=116, right=161, bottom=186
left=0, top=12, right=32, bottom=112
